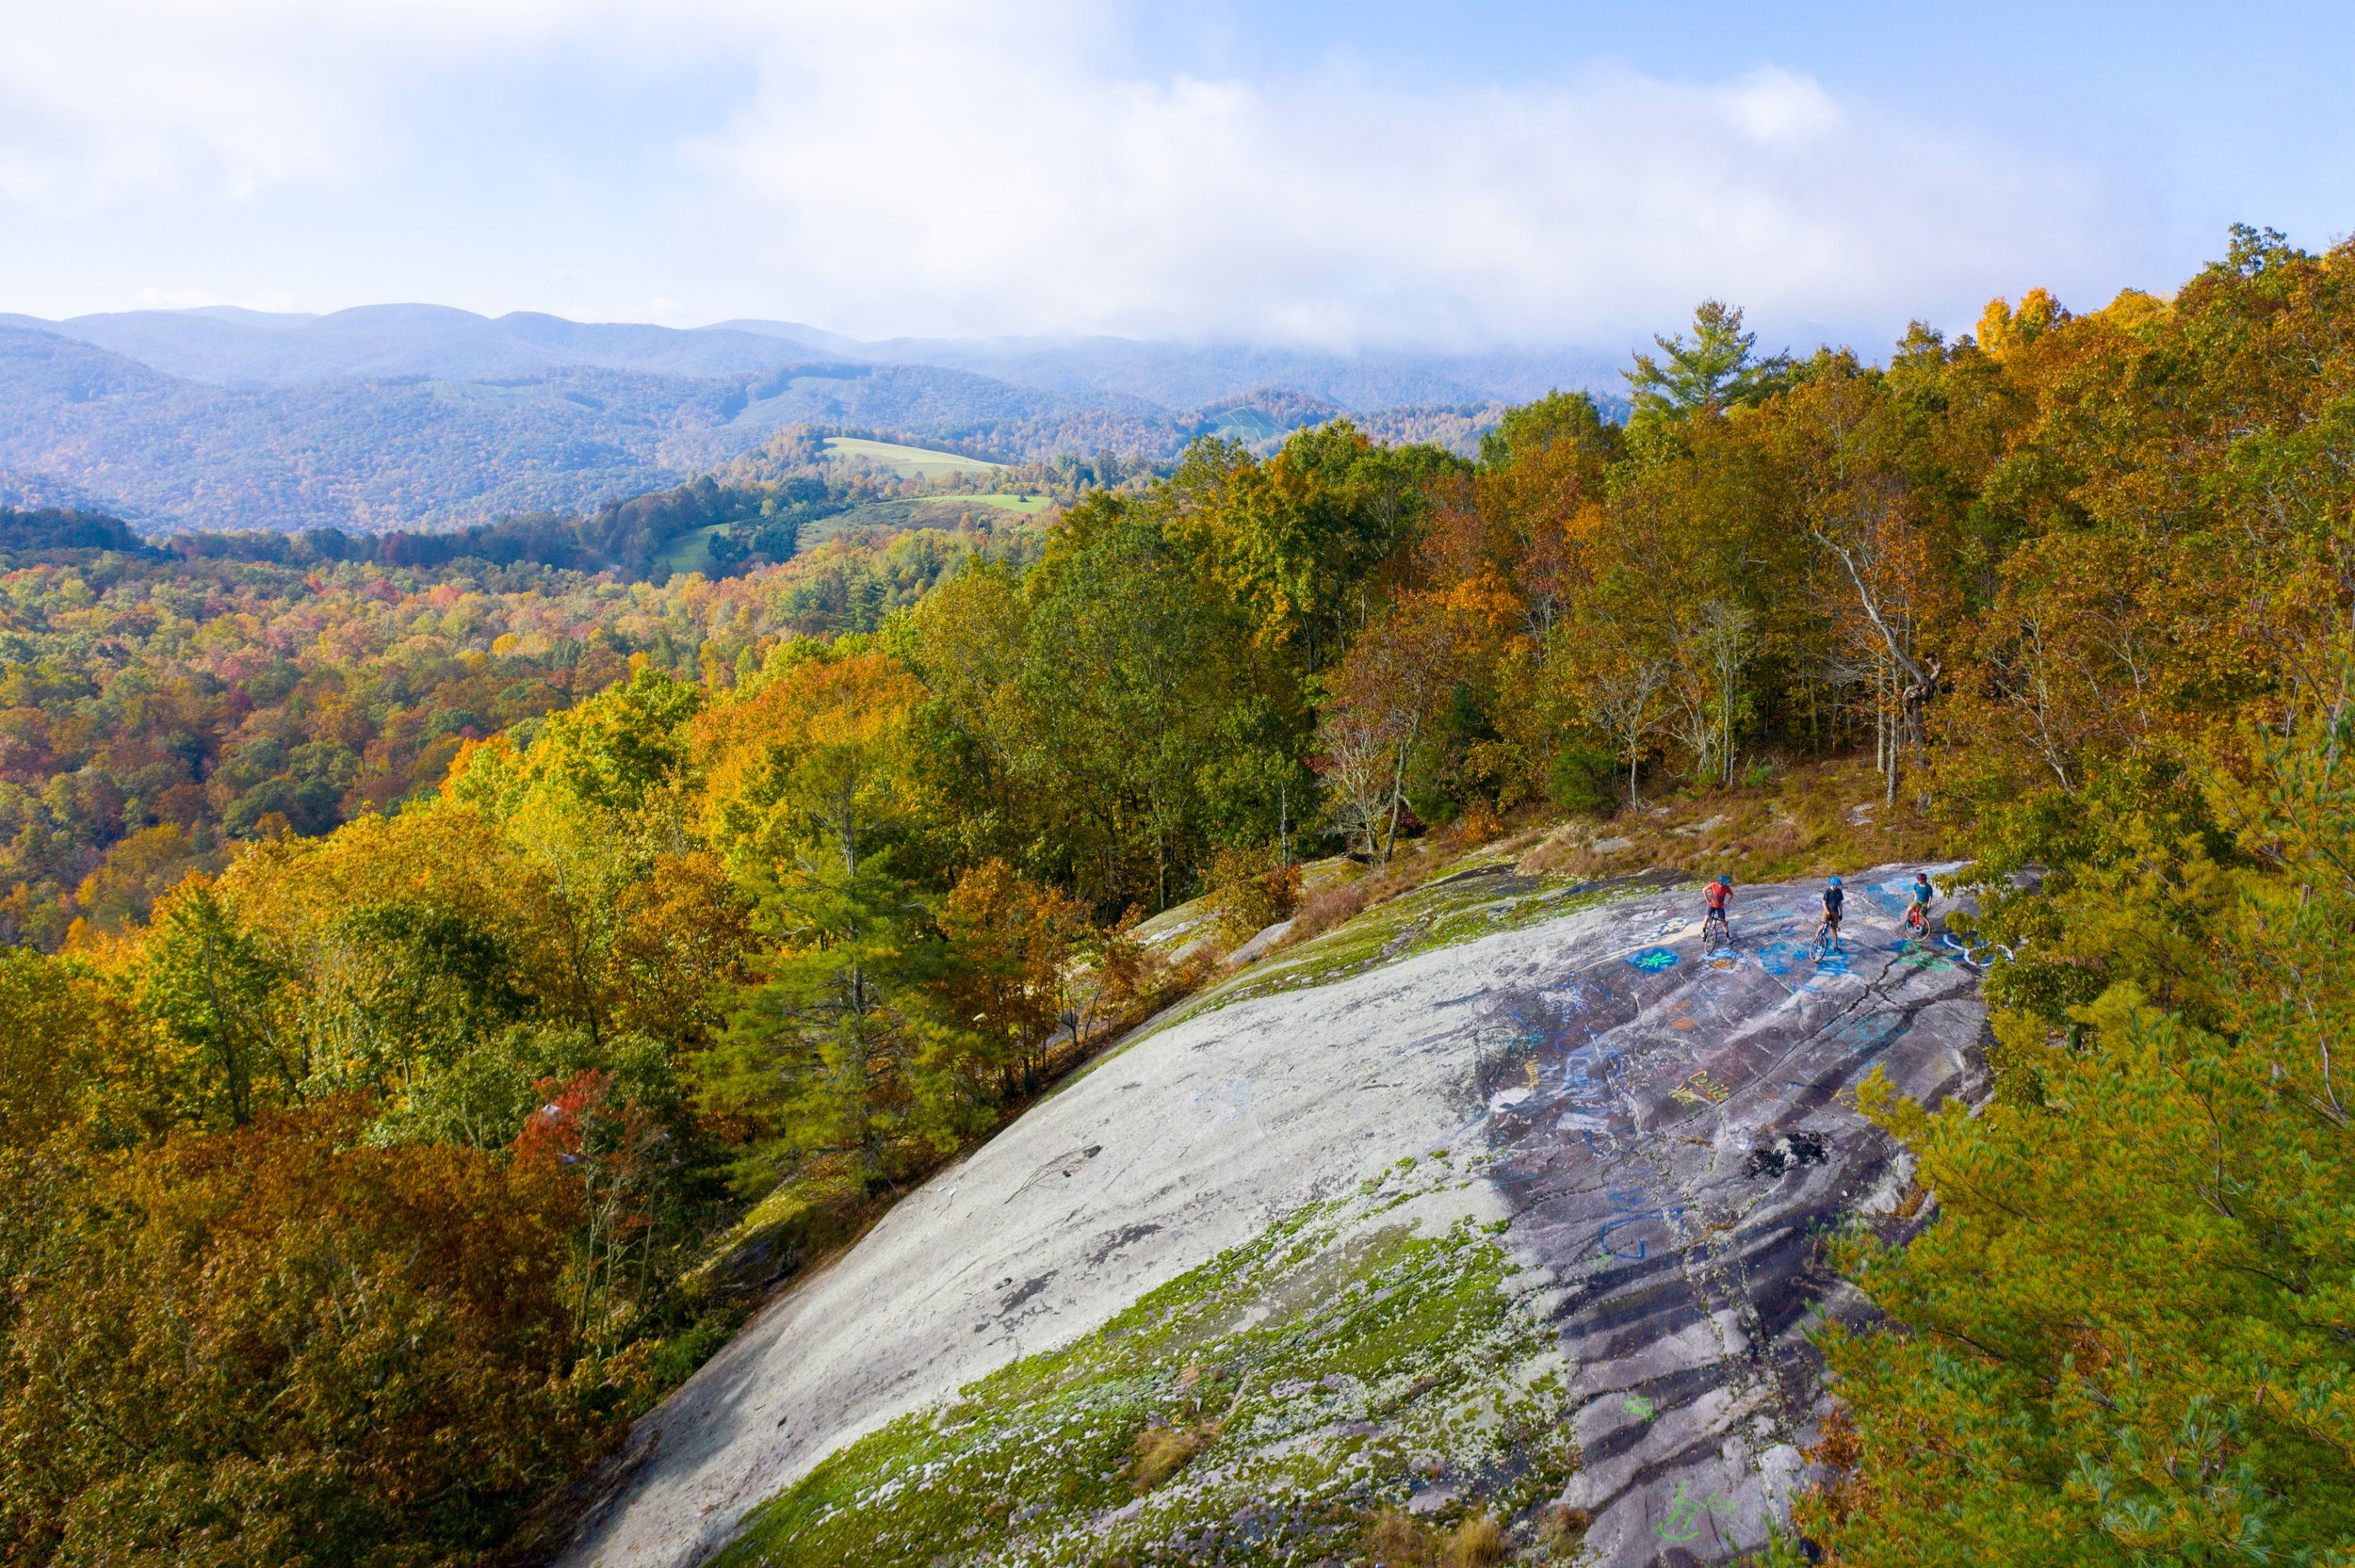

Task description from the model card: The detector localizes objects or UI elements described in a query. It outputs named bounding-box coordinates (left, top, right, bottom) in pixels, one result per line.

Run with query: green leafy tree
left=138, top=878, right=302, bottom=1126
left=1476, top=387, right=1619, bottom=471
left=1014, top=496, right=1270, bottom=911
left=1161, top=424, right=1461, bottom=672
left=310, top=897, right=528, bottom=1094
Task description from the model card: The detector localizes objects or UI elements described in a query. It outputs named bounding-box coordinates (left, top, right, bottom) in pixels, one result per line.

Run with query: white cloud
left=692, top=6, right=2141, bottom=343
left=0, top=0, right=664, bottom=206
left=0, top=0, right=2151, bottom=345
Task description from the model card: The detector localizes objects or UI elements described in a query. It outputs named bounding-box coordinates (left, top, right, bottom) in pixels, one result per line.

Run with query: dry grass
left=1512, top=755, right=1941, bottom=888
left=1278, top=811, right=1522, bottom=949
left=1536, top=1502, right=1592, bottom=1555
left=1362, top=1508, right=1438, bottom=1565
left=1128, top=1420, right=1220, bottom=1494
left=1442, top=1511, right=1508, bottom=1566
left=1282, top=861, right=1427, bottom=947
left=1359, top=1508, right=1509, bottom=1567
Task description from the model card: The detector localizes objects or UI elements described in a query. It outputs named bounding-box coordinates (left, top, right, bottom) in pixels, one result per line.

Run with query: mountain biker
left=1703, top=873, right=1732, bottom=931
left=1819, top=876, right=1844, bottom=946
left=1906, top=871, right=1934, bottom=933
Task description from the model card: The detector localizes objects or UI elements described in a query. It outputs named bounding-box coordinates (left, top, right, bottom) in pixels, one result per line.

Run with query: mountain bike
left=1903, top=904, right=1930, bottom=939
left=1701, top=908, right=1731, bottom=947
left=1809, top=914, right=1841, bottom=961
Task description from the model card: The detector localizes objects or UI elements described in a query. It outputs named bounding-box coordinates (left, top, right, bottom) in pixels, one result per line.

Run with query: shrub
left=1205, top=848, right=1304, bottom=942
left=1442, top=1511, right=1507, bottom=1566
left=1362, top=1508, right=1437, bottom=1565
left=1128, top=1420, right=1219, bottom=1493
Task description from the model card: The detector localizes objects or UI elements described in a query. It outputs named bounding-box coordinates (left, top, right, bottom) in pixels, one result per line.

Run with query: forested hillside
left=0, top=320, right=1526, bottom=535
left=0, top=326, right=1171, bottom=533
left=11, top=304, right=1621, bottom=412
left=2, top=230, right=2350, bottom=1564
left=0, top=490, right=1018, bottom=948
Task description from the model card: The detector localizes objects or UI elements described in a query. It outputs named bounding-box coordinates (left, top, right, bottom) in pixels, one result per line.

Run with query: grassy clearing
left=820, top=436, right=1002, bottom=477
left=958, top=493, right=1053, bottom=515
left=650, top=523, right=727, bottom=579
left=1519, top=756, right=1941, bottom=886
left=710, top=1161, right=1576, bottom=1568
left=796, top=495, right=1047, bottom=551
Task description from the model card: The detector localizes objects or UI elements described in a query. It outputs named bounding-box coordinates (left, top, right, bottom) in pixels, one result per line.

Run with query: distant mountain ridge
left=0, top=305, right=1630, bottom=534
left=7, top=305, right=1625, bottom=411
left=0, top=305, right=852, bottom=387
left=0, top=324, right=1191, bottom=533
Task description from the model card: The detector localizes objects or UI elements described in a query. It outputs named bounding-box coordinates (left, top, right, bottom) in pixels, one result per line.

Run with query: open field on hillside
left=820, top=435, right=1002, bottom=476
left=644, top=494, right=1049, bottom=579
left=798, top=495, right=1050, bottom=549
left=956, top=493, right=1052, bottom=513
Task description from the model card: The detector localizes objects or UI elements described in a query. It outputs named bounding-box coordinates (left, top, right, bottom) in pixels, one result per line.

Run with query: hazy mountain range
left=0, top=305, right=1628, bottom=534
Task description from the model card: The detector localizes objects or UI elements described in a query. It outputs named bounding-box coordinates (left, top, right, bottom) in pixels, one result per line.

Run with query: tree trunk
left=1382, top=747, right=1408, bottom=861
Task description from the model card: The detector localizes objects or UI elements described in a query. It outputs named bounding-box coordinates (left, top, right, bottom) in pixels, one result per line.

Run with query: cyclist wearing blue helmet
left=1702, top=872, right=1733, bottom=944
left=1905, top=871, right=1935, bottom=935
left=1820, top=875, right=1844, bottom=945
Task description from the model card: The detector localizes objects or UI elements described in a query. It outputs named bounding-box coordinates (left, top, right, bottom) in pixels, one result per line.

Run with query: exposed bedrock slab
left=554, top=865, right=1987, bottom=1568
left=1481, top=873, right=1986, bottom=1565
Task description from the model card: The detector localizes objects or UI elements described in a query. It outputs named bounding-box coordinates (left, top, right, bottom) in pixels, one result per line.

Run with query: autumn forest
left=3, top=229, right=2353, bottom=1563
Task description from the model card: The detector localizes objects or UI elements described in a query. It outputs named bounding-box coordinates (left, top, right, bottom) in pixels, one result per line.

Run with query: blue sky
left=2, top=1, right=2347, bottom=351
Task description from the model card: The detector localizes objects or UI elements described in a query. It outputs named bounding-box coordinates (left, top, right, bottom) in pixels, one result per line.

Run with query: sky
left=2, top=0, right=2349, bottom=352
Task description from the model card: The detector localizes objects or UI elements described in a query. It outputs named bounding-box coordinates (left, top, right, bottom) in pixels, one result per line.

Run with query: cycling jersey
left=1823, top=886, right=1844, bottom=920
left=1705, top=882, right=1730, bottom=912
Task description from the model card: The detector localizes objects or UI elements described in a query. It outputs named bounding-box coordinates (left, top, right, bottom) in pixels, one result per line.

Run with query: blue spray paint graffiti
left=1552, top=1039, right=1624, bottom=1131
left=1627, top=946, right=1680, bottom=973
left=1597, top=1204, right=1684, bottom=1260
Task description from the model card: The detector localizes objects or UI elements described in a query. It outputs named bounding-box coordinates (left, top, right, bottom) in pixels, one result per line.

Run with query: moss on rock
left=712, top=1168, right=1576, bottom=1567
left=1162, top=863, right=1670, bottom=1031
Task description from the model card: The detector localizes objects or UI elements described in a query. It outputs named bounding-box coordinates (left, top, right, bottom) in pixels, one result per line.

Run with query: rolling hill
left=705, top=321, right=1631, bottom=411
left=0, top=303, right=847, bottom=386
left=7, top=305, right=1627, bottom=413
left=0, top=326, right=1178, bottom=533
left=0, top=306, right=1628, bottom=533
